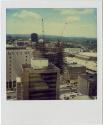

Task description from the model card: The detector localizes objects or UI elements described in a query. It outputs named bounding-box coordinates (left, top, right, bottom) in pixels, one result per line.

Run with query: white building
left=65, top=52, right=97, bottom=72
left=6, top=47, right=33, bottom=90
left=64, top=48, right=83, bottom=54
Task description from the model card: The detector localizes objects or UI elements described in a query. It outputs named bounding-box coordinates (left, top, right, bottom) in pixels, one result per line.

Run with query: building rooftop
left=22, top=63, right=60, bottom=73
left=31, top=57, right=48, bottom=60
left=78, top=52, right=97, bottom=58
left=6, top=44, right=15, bottom=48
left=65, top=57, right=97, bottom=71
left=67, top=64, right=84, bottom=68
left=6, top=46, right=26, bottom=49
left=45, top=52, right=58, bottom=55
left=72, top=95, right=91, bottom=100
left=79, top=74, right=97, bottom=82
left=16, top=77, right=21, bottom=83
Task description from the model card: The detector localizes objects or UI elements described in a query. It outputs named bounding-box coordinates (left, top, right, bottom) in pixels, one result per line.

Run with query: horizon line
left=6, top=33, right=97, bottom=39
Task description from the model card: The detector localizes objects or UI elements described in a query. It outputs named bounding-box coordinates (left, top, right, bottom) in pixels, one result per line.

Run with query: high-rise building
left=78, top=73, right=97, bottom=97
left=6, top=46, right=33, bottom=90
left=17, top=58, right=60, bottom=100
left=43, top=42, right=64, bottom=72
left=44, top=52, right=63, bottom=72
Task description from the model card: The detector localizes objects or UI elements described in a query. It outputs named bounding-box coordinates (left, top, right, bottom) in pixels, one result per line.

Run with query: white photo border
left=1, top=0, right=102, bottom=125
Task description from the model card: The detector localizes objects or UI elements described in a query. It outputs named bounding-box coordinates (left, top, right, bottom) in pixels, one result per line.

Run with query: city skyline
left=6, top=8, right=97, bottom=38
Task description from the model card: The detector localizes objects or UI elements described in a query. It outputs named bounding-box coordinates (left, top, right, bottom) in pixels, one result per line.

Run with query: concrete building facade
left=63, top=64, right=86, bottom=81
left=16, top=62, right=60, bottom=100
left=6, top=47, right=33, bottom=90
left=78, top=74, right=97, bottom=97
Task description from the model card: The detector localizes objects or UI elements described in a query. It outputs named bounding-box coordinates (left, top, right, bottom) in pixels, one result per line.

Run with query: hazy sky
left=6, top=8, right=97, bottom=38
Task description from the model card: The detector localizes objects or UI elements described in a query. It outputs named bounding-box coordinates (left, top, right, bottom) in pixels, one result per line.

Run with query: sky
left=6, top=8, right=97, bottom=38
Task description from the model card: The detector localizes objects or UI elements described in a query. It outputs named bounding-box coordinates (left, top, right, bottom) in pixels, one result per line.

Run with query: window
left=13, top=81, right=16, bottom=87
left=16, top=52, right=18, bottom=55
left=9, top=81, right=12, bottom=88
left=8, top=52, right=11, bottom=55
left=12, top=52, right=14, bottom=55
left=9, top=67, right=11, bottom=70
left=9, top=60, right=11, bottom=64
left=25, top=52, right=28, bottom=54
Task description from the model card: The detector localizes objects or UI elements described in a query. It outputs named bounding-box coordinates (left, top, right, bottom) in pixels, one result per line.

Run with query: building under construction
left=31, top=33, right=64, bottom=72
left=31, top=18, right=64, bottom=73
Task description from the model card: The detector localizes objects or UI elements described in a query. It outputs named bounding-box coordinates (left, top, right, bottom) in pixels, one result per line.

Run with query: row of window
left=7, top=51, right=32, bottom=55
left=6, top=81, right=16, bottom=89
left=8, top=56, right=30, bottom=60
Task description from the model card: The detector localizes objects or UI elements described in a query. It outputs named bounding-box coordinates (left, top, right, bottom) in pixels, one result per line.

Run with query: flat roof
left=67, top=64, right=84, bottom=68
left=65, top=57, right=97, bottom=71
left=6, top=46, right=26, bottom=49
left=16, top=77, right=21, bottom=82
left=45, top=52, right=58, bottom=54
left=72, top=95, right=91, bottom=100
left=22, top=63, right=60, bottom=73
left=31, top=57, right=48, bottom=60
left=79, top=74, right=97, bottom=82
left=78, top=52, right=97, bottom=58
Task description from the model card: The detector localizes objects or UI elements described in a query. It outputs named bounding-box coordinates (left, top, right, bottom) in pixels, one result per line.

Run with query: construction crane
left=60, top=22, right=68, bottom=41
left=41, top=18, right=45, bottom=42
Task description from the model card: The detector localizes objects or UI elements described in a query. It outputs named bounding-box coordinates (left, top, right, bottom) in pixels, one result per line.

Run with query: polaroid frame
left=1, top=0, right=102, bottom=125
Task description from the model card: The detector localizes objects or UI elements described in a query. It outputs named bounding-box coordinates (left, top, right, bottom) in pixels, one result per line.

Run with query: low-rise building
left=63, top=64, right=86, bottom=81
left=64, top=48, right=83, bottom=54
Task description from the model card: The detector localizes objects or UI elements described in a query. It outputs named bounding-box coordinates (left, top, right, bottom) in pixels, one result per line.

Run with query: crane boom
left=60, top=22, right=68, bottom=41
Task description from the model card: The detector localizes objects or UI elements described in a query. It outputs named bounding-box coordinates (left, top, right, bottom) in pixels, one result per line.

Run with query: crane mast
left=42, top=18, right=45, bottom=42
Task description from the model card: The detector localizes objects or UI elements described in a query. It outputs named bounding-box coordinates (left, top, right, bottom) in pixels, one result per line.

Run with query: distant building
left=63, top=64, right=86, bottom=81
left=14, top=40, right=31, bottom=47
left=65, top=52, right=97, bottom=72
left=6, top=47, right=33, bottom=90
left=16, top=59, right=60, bottom=100
left=75, top=52, right=97, bottom=61
left=64, top=48, right=83, bottom=54
left=31, top=33, right=38, bottom=42
left=78, top=74, right=97, bottom=97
